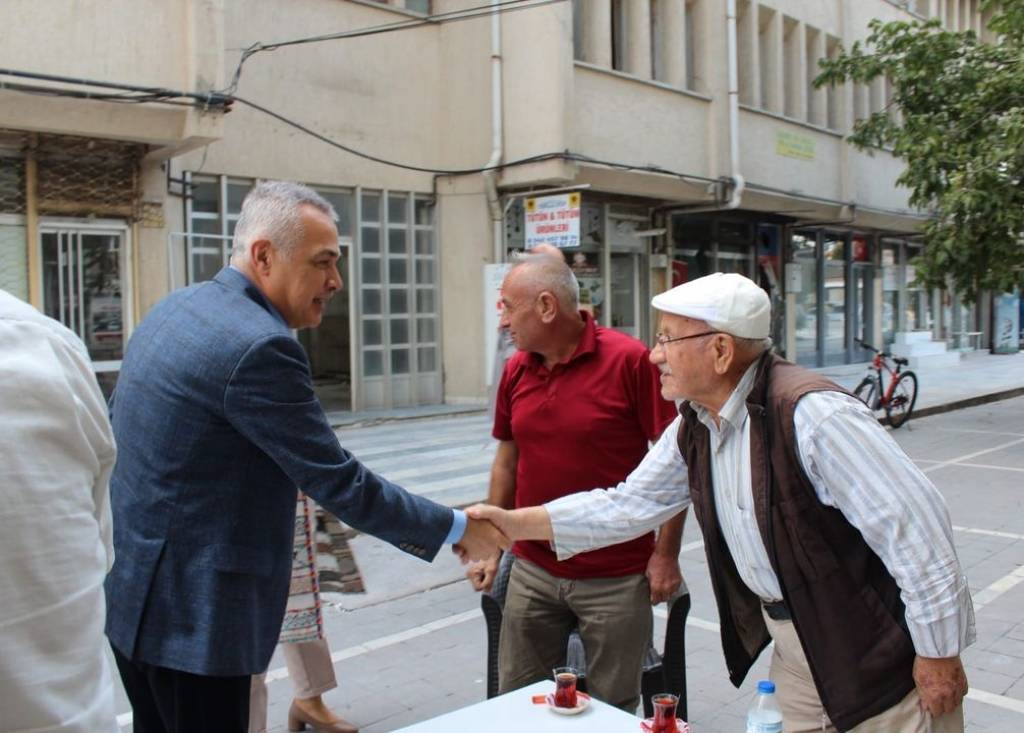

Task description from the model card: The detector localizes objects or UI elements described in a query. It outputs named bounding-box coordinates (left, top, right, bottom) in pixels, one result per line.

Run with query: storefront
left=504, top=196, right=658, bottom=341
left=669, top=213, right=786, bottom=349
left=0, top=132, right=141, bottom=398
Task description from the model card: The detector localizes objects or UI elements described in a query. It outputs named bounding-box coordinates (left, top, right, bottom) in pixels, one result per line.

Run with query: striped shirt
left=547, top=363, right=976, bottom=658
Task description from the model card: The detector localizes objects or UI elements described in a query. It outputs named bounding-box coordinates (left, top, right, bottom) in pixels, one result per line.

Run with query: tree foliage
left=815, top=1, right=1024, bottom=302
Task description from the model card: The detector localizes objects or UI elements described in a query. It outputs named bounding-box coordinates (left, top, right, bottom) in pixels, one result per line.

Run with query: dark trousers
left=113, top=645, right=251, bottom=733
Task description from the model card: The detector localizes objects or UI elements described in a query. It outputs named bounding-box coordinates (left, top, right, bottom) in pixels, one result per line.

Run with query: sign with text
left=776, top=130, right=816, bottom=161
left=525, top=193, right=581, bottom=249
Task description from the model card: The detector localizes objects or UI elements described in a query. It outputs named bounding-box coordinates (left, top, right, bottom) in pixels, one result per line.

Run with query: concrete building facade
left=0, top=0, right=995, bottom=411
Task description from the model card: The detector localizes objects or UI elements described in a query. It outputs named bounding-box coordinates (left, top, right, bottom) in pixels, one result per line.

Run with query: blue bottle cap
left=758, top=680, right=776, bottom=694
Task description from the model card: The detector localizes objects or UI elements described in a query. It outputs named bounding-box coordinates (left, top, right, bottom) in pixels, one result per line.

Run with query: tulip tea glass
left=651, top=693, right=680, bottom=733
left=552, top=666, right=579, bottom=708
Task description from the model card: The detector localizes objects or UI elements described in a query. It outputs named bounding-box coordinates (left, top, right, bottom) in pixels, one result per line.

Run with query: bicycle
left=852, top=338, right=919, bottom=429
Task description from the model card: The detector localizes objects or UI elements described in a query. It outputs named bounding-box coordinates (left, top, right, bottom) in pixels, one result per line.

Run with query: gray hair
left=508, top=254, right=580, bottom=311
left=734, top=336, right=774, bottom=360
left=230, top=180, right=337, bottom=262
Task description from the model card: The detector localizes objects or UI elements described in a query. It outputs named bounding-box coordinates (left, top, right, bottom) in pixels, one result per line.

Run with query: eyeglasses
left=654, top=330, right=721, bottom=347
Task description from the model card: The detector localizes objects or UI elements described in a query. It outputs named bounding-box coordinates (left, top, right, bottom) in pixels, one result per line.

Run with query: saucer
left=545, top=692, right=590, bottom=715
left=640, top=717, right=690, bottom=732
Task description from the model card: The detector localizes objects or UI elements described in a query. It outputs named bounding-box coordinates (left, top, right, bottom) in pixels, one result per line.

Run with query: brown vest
left=678, top=353, right=915, bottom=731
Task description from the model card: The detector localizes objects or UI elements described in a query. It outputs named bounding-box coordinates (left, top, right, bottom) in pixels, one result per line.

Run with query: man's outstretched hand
left=453, top=516, right=510, bottom=564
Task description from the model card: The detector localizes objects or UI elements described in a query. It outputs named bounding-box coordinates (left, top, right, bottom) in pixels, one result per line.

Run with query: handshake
left=451, top=504, right=553, bottom=580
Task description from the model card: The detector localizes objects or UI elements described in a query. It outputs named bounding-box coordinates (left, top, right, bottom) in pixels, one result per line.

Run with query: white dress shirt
left=547, top=362, right=975, bottom=659
left=0, top=290, right=118, bottom=733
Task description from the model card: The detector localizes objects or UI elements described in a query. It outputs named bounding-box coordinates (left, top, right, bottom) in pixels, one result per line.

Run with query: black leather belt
left=762, top=600, right=791, bottom=621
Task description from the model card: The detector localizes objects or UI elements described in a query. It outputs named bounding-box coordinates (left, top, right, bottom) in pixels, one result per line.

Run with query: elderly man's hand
left=453, top=516, right=510, bottom=564
left=646, top=551, right=683, bottom=604
left=913, top=655, right=968, bottom=717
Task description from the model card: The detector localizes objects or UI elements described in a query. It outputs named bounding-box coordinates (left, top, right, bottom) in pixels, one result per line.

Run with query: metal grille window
left=0, top=157, right=26, bottom=214
left=182, top=175, right=440, bottom=409
left=186, top=175, right=251, bottom=282
left=357, top=190, right=440, bottom=408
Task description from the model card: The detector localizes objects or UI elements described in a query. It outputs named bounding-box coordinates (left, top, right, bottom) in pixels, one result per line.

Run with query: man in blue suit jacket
left=105, top=181, right=506, bottom=733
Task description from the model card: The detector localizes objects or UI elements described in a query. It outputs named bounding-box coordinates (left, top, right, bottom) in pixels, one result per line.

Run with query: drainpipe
left=725, top=0, right=745, bottom=210
left=482, top=0, right=504, bottom=263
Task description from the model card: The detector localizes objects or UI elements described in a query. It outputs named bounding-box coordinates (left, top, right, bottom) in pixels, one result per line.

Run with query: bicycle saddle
left=893, top=357, right=909, bottom=366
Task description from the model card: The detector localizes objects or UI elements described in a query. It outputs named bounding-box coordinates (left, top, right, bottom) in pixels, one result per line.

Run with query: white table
left=393, top=680, right=643, bottom=732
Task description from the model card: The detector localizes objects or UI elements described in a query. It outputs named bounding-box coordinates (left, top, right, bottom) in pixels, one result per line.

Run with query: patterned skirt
left=278, top=493, right=324, bottom=645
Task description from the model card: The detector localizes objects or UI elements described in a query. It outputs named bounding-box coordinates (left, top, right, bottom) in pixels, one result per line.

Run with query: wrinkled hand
left=913, top=655, right=968, bottom=717
left=453, top=516, right=510, bottom=564
left=464, top=503, right=515, bottom=539
left=466, top=552, right=502, bottom=592
left=646, top=551, right=683, bottom=605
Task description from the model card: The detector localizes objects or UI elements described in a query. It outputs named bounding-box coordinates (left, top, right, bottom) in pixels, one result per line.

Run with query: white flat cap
left=651, top=272, right=771, bottom=339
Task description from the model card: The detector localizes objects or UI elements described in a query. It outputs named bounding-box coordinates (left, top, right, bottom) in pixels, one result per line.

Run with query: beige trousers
left=762, top=610, right=964, bottom=732
left=248, top=638, right=338, bottom=733
left=498, top=558, right=652, bottom=711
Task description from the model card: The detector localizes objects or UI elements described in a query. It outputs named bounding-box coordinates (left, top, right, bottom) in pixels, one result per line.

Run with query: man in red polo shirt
left=468, top=254, right=683, bottom=711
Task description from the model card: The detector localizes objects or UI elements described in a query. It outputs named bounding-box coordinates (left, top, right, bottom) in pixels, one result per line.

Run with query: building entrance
left=40, top=221, right=130, bottom=397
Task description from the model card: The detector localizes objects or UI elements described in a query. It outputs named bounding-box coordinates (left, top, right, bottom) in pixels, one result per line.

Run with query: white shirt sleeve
left=64, top=339, right=117, bottom=571
left=794, top=391, right=976, bottom=658
left=548, top=415, right=691, bottom=560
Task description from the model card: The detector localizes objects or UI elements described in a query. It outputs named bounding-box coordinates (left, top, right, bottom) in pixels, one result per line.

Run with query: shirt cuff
left=906, top=573, right=977, bottom=658
left=445, top=509, right=468, bottom=544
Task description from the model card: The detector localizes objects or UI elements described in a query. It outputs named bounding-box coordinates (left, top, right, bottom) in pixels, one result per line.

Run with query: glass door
left=40, top=224, right=129, bottom=397
left=822, top=233, right=847, bottom=366
left=609, top=252, right=640, bottom=338
left=790, top=231, right=819, bottom=367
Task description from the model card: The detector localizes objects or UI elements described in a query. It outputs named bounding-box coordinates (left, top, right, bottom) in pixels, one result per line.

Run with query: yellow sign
left=776, top=130, right=816, bottom=161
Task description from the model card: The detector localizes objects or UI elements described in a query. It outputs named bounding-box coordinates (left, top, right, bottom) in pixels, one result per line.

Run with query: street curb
left=883, top=386, right=1024, bottom=427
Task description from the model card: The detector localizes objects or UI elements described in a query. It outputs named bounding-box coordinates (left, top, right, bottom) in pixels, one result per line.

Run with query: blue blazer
left=105, top=268, right=454, bottom=676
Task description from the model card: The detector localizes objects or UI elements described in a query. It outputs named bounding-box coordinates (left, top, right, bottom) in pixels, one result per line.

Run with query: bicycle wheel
left=854, top=377, right=879, bottom=411
left=885, top=371, right=918, bottom=428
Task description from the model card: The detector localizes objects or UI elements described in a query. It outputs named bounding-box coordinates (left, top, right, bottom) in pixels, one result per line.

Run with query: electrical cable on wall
left=224, top=0, right=569, bottom=94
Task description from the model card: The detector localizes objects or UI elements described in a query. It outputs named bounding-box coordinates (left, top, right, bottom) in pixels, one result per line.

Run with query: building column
left=625, top=0, right=652, bottom=80
left=659, top=0, right=685, bottom=88
left=763, top=8, right=784, bottom=115
left=808, top=29, right=827, bottom=126
left=582, top=0, right=612, bottom=67
left=790, top=21, right=808, bottom=120
left=738, top=0, right=760, bottom=107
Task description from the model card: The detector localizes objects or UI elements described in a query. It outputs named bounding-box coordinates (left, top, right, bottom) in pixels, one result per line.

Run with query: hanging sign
left=525, top=193, right=581, bottom=249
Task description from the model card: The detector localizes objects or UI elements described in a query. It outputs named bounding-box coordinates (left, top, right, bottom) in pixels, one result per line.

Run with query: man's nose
left=649, top=344, right=665, bottom=365
left=329, top=264, right=343, bottom=291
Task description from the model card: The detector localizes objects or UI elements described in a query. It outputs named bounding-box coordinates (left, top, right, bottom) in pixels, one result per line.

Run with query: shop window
left=791, top=231, right=819, bottom=367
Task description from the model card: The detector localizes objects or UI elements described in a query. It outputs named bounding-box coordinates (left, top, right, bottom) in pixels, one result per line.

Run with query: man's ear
left=250, top=239, right=274, bottom=275
left=712, top=334, right=735, bottom=375
left=536, top=291, right=559, bottom=323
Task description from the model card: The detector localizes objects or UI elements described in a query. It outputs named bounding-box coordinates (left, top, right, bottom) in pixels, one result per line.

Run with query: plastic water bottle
left=746, top=680, right=783, bottom=733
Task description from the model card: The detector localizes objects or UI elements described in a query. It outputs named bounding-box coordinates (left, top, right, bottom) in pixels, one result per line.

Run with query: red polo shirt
left=493, top=312, right=677, bottom=578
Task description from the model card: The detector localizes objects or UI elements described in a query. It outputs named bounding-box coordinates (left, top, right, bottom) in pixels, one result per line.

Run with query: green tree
left=815, top=1, right=1024, bottom=302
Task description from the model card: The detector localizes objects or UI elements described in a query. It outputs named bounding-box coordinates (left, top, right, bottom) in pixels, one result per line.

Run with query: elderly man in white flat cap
left=468, top=272, right=975, bottom=732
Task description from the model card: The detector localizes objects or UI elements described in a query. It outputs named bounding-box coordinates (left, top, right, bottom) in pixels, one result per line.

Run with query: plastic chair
left=480, top=552, right=689, bottom=719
